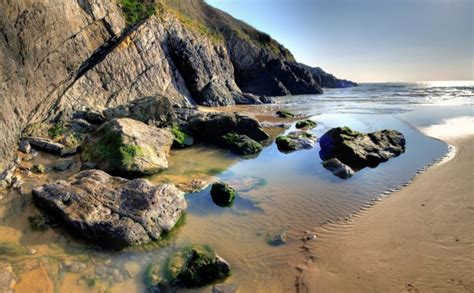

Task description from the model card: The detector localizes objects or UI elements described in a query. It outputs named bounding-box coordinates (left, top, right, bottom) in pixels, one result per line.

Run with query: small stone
left=212, top=283, right=239, bottom=293
left=31, top=164, right=46, bottom=174
left=303, top=232, right=317, bottom=241
left=266, top=230, right=288, bottom=246
left=19, top=140, right=31, bottom=154
left=210, top=182, right=236, bottom=207
left=48, top=160, right=74, bottom=172
left=27, top=247, right=38, bottom=255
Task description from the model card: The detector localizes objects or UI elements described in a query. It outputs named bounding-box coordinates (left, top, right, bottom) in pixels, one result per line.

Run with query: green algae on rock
left=219, top=132, right=262, bottom=155
left=210, top=182, right=236, bottom=207
left=276, top=110, right=295, bottom=118
left=295, top=119, right=317, bottom=129
left=171, top=126, right=194, bottom=148
left=81, top=118, right=173, bottom=176
left=276, top=131, right=317, bottom=152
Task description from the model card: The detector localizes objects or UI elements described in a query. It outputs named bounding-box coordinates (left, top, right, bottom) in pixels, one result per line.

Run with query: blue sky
left=206, top=0, right=473, bottom=82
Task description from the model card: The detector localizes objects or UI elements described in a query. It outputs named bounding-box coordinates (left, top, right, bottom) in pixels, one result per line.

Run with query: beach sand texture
left=297, top=135, right=473, bottom=293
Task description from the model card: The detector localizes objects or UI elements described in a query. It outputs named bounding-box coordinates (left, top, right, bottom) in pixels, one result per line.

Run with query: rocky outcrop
left=32, top=170, right=187, bottom=249
left=81, top=118, right=173, bottom=176
left=276, top=131, right=317, bottom=152
left=0, top=0, right=354, bottom=169
left=299, top=65, right=358, bottom=88
left=319, top=127, right=406, bottom=169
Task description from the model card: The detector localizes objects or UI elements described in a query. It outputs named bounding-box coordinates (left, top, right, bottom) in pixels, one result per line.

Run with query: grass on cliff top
left=118, top=0, right=156, bottom=25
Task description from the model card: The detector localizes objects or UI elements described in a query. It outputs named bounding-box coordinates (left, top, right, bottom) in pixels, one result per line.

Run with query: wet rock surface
left=211, top=182, right=237, bottom=207
left=319, top=127, right=406, bottom=169
left=276, top=131, right=317, bottom=152
left=322, top=158, right=355, bottom=179
left=32, top=170, right=187, bottom=249
left=81, top=118, right=173, bottom=176
left=218, top=132, right=262, bottom=155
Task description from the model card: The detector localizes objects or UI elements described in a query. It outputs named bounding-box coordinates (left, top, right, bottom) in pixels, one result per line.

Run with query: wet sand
left=297, top=136, right=474, bottom=292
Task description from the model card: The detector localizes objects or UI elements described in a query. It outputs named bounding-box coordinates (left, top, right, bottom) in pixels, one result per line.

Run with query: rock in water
left=276, top=131, right=317, bottom=152
left=32, top=170, right=187, bottom=249
left=81, top=118, right=173, bottom=176
left=322, top=158, right=355, bottom=179
left=210, top=182, right=237, bottom=207
left=276, top=110, right=295, bottom=118
left=319, top=127, right=406, bottom=169
left=166, top=245, right=231, bottom=288
left=218, top=132, right=262, bottom=155
left=26, top=137, right=67, bottom=156
left=295, top=119, right=317, bottom=129
left=188, top=112, right=269, bottom=143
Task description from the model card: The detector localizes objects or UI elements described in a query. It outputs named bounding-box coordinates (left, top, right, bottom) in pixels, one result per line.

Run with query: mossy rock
left=81, top=118, right=173, bottom=176
left=166, top=245, right=231, bottom=288
left=275, top=131, right=317, bottom=152
left=219, top=132, right=262, bottom=155
left=276, top=110, right=295, bottom=118
left=0, top=242, right=27, bottom=256
left=144, top=263, right=164, bottom=292
left=210, top=182, right=236, bottom=207
left=171, top=126, right=194, bottom=148
left=118, top=0, right=156, bottom=25
left=295, top=119, right=317, bottom=129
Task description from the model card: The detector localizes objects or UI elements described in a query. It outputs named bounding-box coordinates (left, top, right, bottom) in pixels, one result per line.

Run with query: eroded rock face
left=81, top=118, right=173, bottom=176
left=319, top=127, right=406, bottom=169
left=32, top=170, right=186, bottom=249
left=188, top=112, right=269, bottom=143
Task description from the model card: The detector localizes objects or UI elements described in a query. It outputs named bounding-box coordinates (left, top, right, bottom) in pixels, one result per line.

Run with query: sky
left=206, top=0, right=473, bottom=83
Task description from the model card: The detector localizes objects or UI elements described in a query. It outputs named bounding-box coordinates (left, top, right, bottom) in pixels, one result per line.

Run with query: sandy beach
left=296, top=134, right=473, bottom=292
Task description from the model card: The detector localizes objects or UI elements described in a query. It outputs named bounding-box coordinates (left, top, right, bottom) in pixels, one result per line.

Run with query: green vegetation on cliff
left=118, top=0, right=156, bottom=25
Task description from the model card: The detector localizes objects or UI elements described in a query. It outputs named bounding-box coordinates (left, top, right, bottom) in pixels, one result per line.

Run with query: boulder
left=322, top=158, right=355, bottom=179
left=319, top=127, right=406, bottom=169
left=218, top=132, right=262, bottom=155
left=295, top=119, right=317, bottom=130
left=276, top=131, right=317, bottom=152
left=188, top=112, right=269, bottom=143
left=48, top=159, right=74, bottom=172
left=103, top=96, right=177, bottom=127
left=26, top=137, right=67, bottom=156
left=32, top=170, right=186, bottom=249
left=166, top=245, right=231, bottom=288
left=81, top=118, right=173, bottom=176
left=210, top=182, right=236, bottom=207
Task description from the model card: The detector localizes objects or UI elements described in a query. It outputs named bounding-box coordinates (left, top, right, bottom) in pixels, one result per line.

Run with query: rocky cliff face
left=0, top=0, right=355, bottom=169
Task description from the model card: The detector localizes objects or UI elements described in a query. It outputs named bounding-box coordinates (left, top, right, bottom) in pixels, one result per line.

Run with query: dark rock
left=322, top=158, right=354, bottom=179
left=188, top=112, right=269, bottom=143
left=212, top=283, right=239, bottom=293
left=18, top=140, right=31, bottom=154
left=103, top=96, right=177, bottom=127
left=26, top=137, right=65, bottom=156
left=232, top=92, right=273, bottom=105
left=80, top=162, right=97, bottom=170
left=210, top=182, right=236, bottom=207
left=265, top=230, right=288, bottom=246
left=219, top=132, right=262, bottom=155
left=32, top=170, right=186, bottom=249
left=67, top=119, right=95, bottom=133
left=171, top=126, right=194, bottom=148
left=28, top=214, right=49, bottom=231
left=276, top=110, right=295, bottom=118
left=81, top=118, right=173, bottom=176
left=319, top=127, right=406, bottom=169
left=31, top=164, right=46, bottom=174
left=276, top=131, right=317, bottom=152
left=167, top=245, right=231, bottom=287
left=60, top=147, right=78, bottom=157
left=295, top=119, right=317, bottom=129
left=48, top=160, right=74, bottom=172
left=84, top=111, right=106, bottom=125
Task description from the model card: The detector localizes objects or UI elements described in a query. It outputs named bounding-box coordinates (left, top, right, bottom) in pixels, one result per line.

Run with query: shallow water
left=0, top=81, right=472, bottom=292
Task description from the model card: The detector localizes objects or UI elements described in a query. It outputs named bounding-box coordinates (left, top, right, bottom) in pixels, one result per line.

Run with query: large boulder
left=276, top=131, right=317, bottom=152
left=187, top=112, right=269, bottom=142
left=81, top=118, right=173, bottom=176
left=319, top=127, right=406, bottom=169
left=32, top=170, right=186, bottom=249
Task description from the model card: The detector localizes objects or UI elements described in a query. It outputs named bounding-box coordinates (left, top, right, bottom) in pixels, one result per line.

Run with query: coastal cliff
left=0, top=0, right=355, bottom=169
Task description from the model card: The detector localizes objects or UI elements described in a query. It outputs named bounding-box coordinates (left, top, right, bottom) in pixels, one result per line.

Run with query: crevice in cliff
left=75, top=19, right=145, bottom=82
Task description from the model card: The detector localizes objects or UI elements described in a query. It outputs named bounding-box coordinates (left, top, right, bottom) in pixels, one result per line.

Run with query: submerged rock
left=48, top=159, right=74, bottom=172
left=276, top=110, right=295, bottom=118
left=81, top=118, right=173, bottom=176
left=210, top=182, right=236, bottom=207
left=166, top=245, right=231, bottom=288
left=319, top=126, right=406, bottom=169
left=295, top=119, right=317, bottom=129
left=276, top=131, right=317, bottom=152
left=322, top=158, right=354, bottom=179
left=188, top=112, right=269, bottom=143
left=218, top=132, right=262, bottom=155
left=32, top=170, right=186, bottom=249
left=26, top=137, right=68, bottom=156
left=265, top=230, right=288, bottom=246
left=171, top=126, right=194, bottom=148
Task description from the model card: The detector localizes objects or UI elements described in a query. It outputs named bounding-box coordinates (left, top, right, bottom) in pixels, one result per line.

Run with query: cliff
left=0, top=0, right=356, bottom=169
